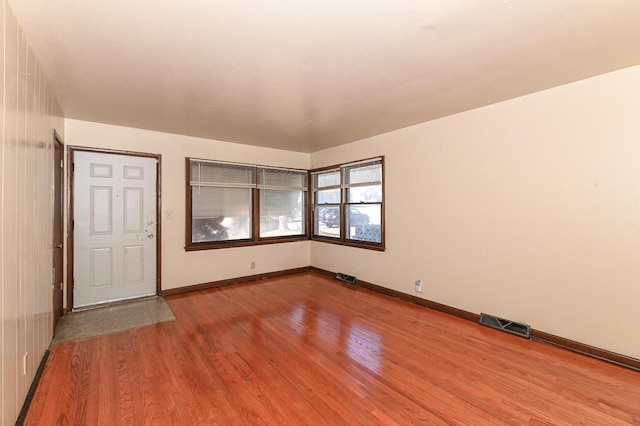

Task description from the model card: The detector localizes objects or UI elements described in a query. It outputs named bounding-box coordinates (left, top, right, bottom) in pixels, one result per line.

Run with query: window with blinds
left=257, top=167, right=307, bottom=238
left=187, top=159, right=307, bottom=248
left=189, top=161, right=255, bottom=243
left=312, top=158, right=384, bottom=248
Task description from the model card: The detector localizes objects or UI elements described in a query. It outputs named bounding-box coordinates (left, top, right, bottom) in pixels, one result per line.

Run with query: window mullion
left=340, top=187, right=346, bottom=242
left=252, top=188, right=260, bottom=241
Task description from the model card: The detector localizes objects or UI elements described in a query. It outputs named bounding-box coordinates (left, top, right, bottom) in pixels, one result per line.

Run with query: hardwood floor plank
left=98, top=337, right=120, bottom=423
left=25, top=272, right=640, bottom=425
left=115, top=332, right=137, bottom=426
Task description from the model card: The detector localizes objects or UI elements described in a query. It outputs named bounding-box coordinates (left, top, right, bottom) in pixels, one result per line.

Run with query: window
left=187, top=159, right=307, bottom=249
left=313, top=168, right=341, bottom=239
left=186, top=157, right=383, bottom=251
left=312, top=158, right=384, bottom=249
left=257, top=167, right=307, bottom=238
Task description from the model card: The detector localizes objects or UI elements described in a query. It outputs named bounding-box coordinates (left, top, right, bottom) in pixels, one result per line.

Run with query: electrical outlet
left=250, top=261, right=256, bottom=269
left=166, top=210, right=174, bottom=220
left=415, top=280, right=422, bottom=293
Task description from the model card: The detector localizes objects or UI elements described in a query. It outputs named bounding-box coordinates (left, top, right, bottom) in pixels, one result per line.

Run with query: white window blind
left=343, top=158, right=382, bottom=188
left=257, top=167, right=307, bottom=191
left=190, top=160, right=256, bottom=188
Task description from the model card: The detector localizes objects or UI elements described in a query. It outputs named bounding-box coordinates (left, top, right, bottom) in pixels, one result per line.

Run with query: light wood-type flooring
left=25, top=272, right=640, bottom=425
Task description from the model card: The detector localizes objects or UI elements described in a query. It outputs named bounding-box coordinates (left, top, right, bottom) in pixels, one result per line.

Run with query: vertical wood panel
left=34, top=65, right=44, bottom=377
left=1, top=1, right=64, bottom=423
left=26, top=47, right=36, bottom=383
left=3, top=5, right=20, bottom=420
left=36, top=64, right=44, bottom=373
left=0, top=1, right=5, bottom=422
left=17, top=29, right=28, bottom=401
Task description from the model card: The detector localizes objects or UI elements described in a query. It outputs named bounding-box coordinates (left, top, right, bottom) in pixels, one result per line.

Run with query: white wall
left=1, top=1, right=65, bottom=424
left=311, top=65, right=640, bottom=360
left=64, top=119, right=310, bottom=293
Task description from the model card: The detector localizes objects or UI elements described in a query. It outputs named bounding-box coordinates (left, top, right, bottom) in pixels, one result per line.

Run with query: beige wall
left=1, top=1, right=65, bottom=424
left=311, top=65, right=640, bottom=360
left=64, top=119, right=310, bottom=294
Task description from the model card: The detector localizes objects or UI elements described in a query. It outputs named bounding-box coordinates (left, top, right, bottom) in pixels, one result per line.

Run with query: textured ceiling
left=8, top=0, right=640, bottom=153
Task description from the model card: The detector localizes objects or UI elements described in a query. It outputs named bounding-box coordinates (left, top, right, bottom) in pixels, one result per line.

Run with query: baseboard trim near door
left=308, top=266, right=640, bottom=372
left=161, top=267, right=311, bottom=296
left=16, top=349, right=50, bottom=425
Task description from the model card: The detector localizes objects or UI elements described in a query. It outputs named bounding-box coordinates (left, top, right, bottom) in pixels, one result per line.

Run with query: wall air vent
left=479, top=313, right=531, bottom=339
left=336, top=272, right=356, bottom=285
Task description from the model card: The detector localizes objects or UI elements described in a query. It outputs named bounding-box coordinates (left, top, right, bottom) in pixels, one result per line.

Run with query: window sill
left=310, top=236, right=386, bottom=252
left=185, top=236, right=308, bottom=251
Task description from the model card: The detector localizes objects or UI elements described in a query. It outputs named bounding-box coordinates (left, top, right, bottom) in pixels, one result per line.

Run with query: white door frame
left=67, top=146, right=162, bottom=310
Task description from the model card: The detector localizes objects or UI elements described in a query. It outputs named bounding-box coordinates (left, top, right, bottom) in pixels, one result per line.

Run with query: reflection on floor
left=52, top=297, right=175, bottom=346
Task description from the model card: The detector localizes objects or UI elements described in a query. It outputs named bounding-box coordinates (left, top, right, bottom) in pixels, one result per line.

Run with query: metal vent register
left=479, top=313, right=531, bottom=338
left=336, top=273, right=357, bottom=285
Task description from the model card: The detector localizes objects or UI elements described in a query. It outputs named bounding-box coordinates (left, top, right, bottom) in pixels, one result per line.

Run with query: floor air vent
left=479, top=313, right=531, bottom=339
left=336, top=273, right=356, bottom=284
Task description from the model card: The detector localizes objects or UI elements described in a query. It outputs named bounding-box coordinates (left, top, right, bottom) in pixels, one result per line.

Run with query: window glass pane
left=316, top=170, right=340, bottom=188
left=315, top=205, right=340, bottom=238
left=260, top=190, right=304, bottom=237
left=348, top=184, right=382, bottom=203
left=345, top=163, right=381, bottom=185
left=346, top=205, right=381, bottom=243
left=191, top=187, right=251, bottom=242
left=317, top=188, right=340, bottom=205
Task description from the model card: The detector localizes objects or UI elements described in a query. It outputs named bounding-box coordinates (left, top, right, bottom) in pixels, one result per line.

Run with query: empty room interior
left=2, top=1, right=640, bottom=424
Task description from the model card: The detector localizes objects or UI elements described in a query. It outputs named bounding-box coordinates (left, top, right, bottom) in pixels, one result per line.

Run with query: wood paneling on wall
left=1, top=1, right=64, bottom=424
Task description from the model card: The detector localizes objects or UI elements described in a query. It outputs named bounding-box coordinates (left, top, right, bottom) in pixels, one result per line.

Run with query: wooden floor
left=26, top=272, right=640, bottom=425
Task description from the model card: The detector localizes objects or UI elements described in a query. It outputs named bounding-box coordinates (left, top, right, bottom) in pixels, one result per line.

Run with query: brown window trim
left=311, top=235, right=386, bottom=252
left=185, top=235, right=309, bottom=251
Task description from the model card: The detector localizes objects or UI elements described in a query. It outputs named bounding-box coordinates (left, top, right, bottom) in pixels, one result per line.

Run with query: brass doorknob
left=147, top=233, right=154, bottom=239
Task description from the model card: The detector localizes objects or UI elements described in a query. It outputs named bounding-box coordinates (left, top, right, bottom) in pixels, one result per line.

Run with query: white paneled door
left=73, top=151, right=157, bottom=308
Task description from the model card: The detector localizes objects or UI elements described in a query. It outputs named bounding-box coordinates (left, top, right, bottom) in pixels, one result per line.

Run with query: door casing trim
left=52, top=130, right=64, bottom=327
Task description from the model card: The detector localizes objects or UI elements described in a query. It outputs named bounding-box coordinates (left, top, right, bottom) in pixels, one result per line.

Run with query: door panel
left=74, top=151, right=157, bottom=308
left=124, top=245, right=144, bottom=283
left=90, top=247, right=112, bottom=287
left=123, top=187, right=143, bottom=232
left=90, top=186, right=112, bottom=234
